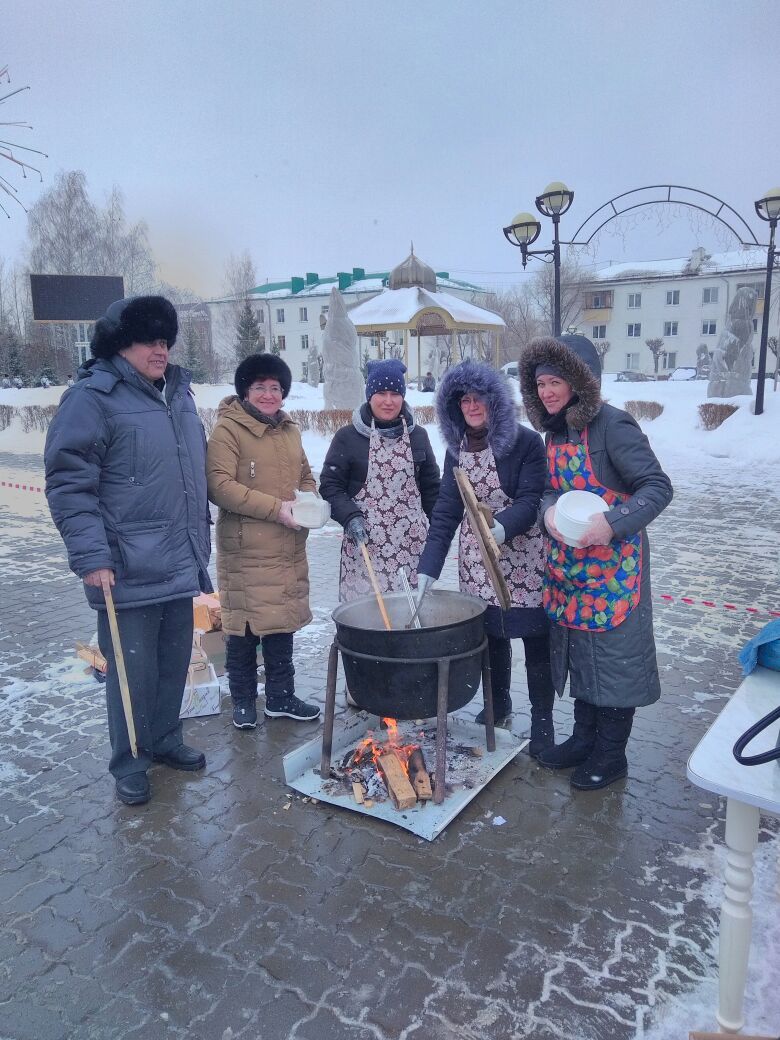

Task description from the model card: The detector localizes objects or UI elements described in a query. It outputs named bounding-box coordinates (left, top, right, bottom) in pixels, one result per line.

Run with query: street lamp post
left=754, top=187, right=780, bottom=416
left=503, top=181, right=574, bottom=337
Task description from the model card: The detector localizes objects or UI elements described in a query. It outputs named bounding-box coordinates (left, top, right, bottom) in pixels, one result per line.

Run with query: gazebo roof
left=348, top=286, right=505, bottom=335
left=388, top=246, right=437, bottom=292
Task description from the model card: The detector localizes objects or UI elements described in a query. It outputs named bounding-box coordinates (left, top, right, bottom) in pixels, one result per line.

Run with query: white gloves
left=490, top=521, right=506, bottom=546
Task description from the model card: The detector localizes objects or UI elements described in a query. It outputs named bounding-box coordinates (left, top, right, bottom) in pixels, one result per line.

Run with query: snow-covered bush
left=698, top=402, right=738, bottom=430
left=624, top=400, right=664, bottom=421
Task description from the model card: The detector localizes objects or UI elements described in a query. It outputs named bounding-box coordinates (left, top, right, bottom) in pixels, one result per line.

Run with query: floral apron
left=458, top=447, right=545, bottom=609
left=339, top=420, right=429, bottom=602
left=544, top=429, right=642, bottom=631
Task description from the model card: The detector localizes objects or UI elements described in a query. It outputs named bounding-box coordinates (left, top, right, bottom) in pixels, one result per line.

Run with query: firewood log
left=407, top=747, right=432, bottom=801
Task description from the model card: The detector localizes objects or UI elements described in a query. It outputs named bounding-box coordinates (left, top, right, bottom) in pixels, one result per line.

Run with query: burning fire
left=352, top=718, right=421, bottom=775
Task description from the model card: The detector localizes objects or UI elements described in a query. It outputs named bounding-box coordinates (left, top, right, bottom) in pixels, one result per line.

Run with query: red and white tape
left=0, top=479, right=44, bottom=493
left=658, top=593, right=779, bottom=619
left=1, top=475, right=778, bottom=617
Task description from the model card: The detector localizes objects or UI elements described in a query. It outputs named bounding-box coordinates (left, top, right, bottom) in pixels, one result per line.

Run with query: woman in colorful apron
left=319, top=358, right=440, bottom=605
left=519, top=334, right=673, bottom=790
left=417, top=360, right=556, bottom=759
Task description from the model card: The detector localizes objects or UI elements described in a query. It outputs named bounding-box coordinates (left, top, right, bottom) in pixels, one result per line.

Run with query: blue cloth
left=738, top=619, right=780, bottom=675
left=365, top=359, right=406, bottom=399
left=45, top=355, right=212, bottom=610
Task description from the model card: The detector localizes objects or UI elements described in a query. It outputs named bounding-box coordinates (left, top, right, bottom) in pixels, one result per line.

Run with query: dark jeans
left=488, top=632, right=550, bottom=704
left=97, top=597, right=193, bottom=779
left=226, top=626, right=295, bottom=707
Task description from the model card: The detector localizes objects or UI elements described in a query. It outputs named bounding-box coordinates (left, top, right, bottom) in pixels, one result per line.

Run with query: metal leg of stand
left=482, top=646, right=496, bottom=753
left=319, top=641, right=339, bottom=779
left=434, top=658, right=450, bottom=805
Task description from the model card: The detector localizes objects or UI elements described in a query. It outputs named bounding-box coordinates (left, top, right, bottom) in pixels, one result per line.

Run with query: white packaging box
left=180, top=663, right=221, bottom=719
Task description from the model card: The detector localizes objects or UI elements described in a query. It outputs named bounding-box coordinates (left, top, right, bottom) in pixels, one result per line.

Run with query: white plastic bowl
left=554, top=491, right=608, bottom=547
left=290, top=492, right=331, bottom=529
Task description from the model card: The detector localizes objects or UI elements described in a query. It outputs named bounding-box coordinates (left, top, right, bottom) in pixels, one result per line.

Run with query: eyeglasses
left=248, top=383, right=282, bottom=397
left=460, top=394, right=485, bottom=407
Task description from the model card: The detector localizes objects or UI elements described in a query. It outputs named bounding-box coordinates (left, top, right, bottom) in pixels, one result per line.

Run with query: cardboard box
left=179, top=663, right=221, bottom=719
left=193, top=592, right=221, bottom=632
left=199, top=629, right=227, bottom=677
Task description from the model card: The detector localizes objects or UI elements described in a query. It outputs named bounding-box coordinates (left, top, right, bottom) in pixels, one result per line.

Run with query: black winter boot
left=537, top=700, right=597, bottom=770
left=570, top=707, right=635, bottom=790
left=526, top=661, right=555, bottom=760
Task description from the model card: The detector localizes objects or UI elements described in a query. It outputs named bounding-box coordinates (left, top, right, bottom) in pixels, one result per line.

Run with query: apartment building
left=207, top=264, right=493, bottom=381
left=577, top=247, right=778, bottom=375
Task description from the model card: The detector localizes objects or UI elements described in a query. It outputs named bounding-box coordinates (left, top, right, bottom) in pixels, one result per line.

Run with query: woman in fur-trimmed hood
left=417, top=360, right=556, bottom=756
left=519, top=334, right=673, bottom=791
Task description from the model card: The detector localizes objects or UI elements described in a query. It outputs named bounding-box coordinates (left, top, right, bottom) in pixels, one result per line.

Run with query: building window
left=276, top=308, right=285, bottom=323
left=702, top=287, right=719, bottom=304
left=702, top=320, right=717, bottom=336
left=627, top=323, right=641, bottom=337
left=299, top=307, right=308, bottom=322
left=666, top=290, right=680, bottom=305
left=662, top=351, right=677, bottom=370
left=753, top=318, right=759, bottom=332
left=276, top=335, right=286, bottom=351
left=585, top=290, right=613, bottom=309
left=663, top=321, right=678, bottom=336
left=627, top=293, right=642, bottom=309
left=258, top=335, right=266, bottom=351
left=625, top=352, right=640, bottom=370
left=592, top=324, right=606, bottom=339
left=736, top=280, right=764, bottom=299
left=301, top=334, right=309, bottom=351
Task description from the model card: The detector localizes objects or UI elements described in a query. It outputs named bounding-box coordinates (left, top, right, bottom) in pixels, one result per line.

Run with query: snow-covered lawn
left=2, top=375, right=779, bottom=490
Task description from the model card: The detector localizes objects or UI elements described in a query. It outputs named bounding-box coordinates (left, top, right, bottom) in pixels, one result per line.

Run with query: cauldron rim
left=332, top=589, right=486, bottom=633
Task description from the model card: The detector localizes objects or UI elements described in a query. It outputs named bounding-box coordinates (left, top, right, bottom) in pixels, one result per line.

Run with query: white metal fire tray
left=282, top=712, right=527, bottom=841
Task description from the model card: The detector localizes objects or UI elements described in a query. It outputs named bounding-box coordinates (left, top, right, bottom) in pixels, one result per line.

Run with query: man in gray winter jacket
left=45, top=296, right=212, bottom=806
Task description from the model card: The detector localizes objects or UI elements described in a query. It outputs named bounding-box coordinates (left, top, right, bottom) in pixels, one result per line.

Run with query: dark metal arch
left=568, top=184, right=761, bottom=248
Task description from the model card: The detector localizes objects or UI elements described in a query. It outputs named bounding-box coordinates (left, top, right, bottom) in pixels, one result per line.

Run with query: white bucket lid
left=556, top=490, right=609, bottom=523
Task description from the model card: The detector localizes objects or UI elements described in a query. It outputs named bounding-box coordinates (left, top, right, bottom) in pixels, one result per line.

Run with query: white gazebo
left=347, top=248, right=505, bottom=380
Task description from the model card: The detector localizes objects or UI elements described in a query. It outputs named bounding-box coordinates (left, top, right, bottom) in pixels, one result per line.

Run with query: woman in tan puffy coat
left=206, top=354, right=320, bottom=729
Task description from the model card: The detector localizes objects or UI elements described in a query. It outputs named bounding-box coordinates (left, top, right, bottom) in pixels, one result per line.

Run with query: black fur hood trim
left=519, top=336, right=603, bottom=432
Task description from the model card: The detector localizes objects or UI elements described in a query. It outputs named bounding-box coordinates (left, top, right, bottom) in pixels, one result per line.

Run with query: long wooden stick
left=359, top=543, right=392, bottom=631
left=101, top=577, right=138, bottom=758
left=453, top=467, right=511, bottom=610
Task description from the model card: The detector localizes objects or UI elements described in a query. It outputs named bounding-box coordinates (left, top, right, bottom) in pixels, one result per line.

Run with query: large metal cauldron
left=332, top=590, right=486, bottom=720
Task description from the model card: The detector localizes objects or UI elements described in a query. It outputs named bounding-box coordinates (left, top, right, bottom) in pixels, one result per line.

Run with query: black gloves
left=345, top=516, right=368, bottom=545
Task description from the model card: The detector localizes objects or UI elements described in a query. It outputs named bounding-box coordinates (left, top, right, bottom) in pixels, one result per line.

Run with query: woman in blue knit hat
left=320, top=358, right=440, bottom=605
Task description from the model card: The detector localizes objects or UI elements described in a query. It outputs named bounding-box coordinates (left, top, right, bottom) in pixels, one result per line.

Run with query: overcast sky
left=3, top=0, right=779, bottom=297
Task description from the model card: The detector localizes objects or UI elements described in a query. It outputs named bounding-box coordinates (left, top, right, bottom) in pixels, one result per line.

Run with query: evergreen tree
left=361, top=345, right=370, bottom=379
left=5, top=343, right=28, bottom=384
left=179, top=318, right=208, bottom=383
left=234, top=301, right=260, bottom=364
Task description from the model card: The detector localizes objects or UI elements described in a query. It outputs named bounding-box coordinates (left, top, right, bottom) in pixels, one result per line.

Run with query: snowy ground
left=1, top=373, right=779, bottom=1038
left=3, top=375, right=780, bottom=490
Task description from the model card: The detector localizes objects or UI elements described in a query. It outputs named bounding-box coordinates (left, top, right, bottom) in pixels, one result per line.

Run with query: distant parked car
left=669, top=367, right=697, bottom=381
left=501, top=361, right=519, bottom=380
left=615, top=370, right=652, bottom=382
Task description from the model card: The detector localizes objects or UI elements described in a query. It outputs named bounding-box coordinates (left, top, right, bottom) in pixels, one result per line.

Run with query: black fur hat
left=234, top=353, right=292, bottom=400
left=90, top=296, right=178, bottom=359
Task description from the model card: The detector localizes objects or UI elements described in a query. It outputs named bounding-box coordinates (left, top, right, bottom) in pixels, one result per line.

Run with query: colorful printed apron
left=544, top=429, right=642, bottom=631
left=339, top=420, right=429, bottom=602
left=458, top=446, right=545, bottom=609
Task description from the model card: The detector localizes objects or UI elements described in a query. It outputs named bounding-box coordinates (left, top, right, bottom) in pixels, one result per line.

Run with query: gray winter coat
left=45, top=355, right=212, bottom=611
left=519, top=337, right=673, bottom=707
